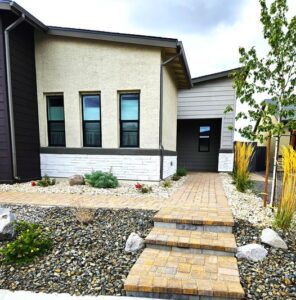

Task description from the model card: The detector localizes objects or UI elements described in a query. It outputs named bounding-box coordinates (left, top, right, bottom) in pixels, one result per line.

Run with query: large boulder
left=261, top=228, right=288, bottom=249
left=0, top=208, right=16, bottom=241
left=236, top=244, right=268, bottom=262
left=69, top=175, right=84, bottom=186
left=125, top=232, right=144, bottom=253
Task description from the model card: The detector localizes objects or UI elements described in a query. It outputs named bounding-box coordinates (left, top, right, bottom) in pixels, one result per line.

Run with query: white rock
left=0, top=208, right=16, bottom=240
left=236, top=244, right=268, bottom=262
left=261, top=228, right=288, bottom=249
left=125, top=232, right=144, bottom=252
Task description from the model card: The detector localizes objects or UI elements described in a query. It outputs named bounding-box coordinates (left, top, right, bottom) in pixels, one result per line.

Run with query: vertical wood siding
left=178, top=78, right=236, bottom=149
left=0, top=15, right=13, bottom=182
left=9, top=21, right=41, bottom=180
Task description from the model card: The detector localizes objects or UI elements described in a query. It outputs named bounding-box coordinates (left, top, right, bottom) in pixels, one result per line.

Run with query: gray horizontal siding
left=178, top=78, right=236, bottom=149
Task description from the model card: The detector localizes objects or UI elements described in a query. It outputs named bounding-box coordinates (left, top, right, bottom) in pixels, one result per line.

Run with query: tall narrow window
left=120, top=93, right=139, bottom=147
left=82, top=94, right=101, bottom=147
left=47, top=95, right=65, bottom=147
left=199, top=125, right=210, bottom=152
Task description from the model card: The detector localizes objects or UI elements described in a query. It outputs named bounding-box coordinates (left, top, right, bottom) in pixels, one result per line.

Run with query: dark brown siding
left=177, top=119, right=221, bottom=172
left=9, top=21, right=41, bottom=180
left=0, top=12, right=41, bottom=182
left=0, top=15, right=13, bottom=183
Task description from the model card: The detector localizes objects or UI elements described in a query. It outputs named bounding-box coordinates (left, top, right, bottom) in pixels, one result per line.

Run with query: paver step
left=153, top=207, right=234, bottom=233
left=145, top=227, right=237, bottom=256
left=124, top=248, right=245, bottom=299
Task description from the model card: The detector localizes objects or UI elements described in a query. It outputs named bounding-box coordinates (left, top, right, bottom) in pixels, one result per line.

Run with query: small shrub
left=0, top=221, right=52, bottom=264
left=162, top=180, right=172, bottom=188
left=274, top=146, right=296, bottom=229
left=176, top=167, right=187, bottom=177
left=135, top=182, right=142, bottom=189
left=84, top=171, right=118, bottom=189
left=140, top=185, right=153, bottom=193
left=233, top=142, right=254, bottom=192
left=75, top=208, right=95, bottom=225
left=172, top=174, right=181, bottom=181
left=36, top=175, right=56, bottom=187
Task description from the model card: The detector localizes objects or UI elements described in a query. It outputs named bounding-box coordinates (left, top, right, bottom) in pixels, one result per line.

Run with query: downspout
left=159, top=49, right=183, bottom=180
left=4, top=14, right=25, bottom=181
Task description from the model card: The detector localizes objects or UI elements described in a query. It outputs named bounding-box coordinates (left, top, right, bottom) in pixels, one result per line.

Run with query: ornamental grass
left=233, top=142, right=254, bottom=192
left=275, top=146, right=296, bottom=229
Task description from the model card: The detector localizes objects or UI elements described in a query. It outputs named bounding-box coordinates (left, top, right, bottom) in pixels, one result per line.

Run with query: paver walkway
left=0, top=173, right=228, bottom=211
left=0, top=173, right=244, bottom=299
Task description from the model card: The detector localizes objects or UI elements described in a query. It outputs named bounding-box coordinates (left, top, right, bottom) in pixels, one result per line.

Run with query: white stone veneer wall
left=41, top=154, right=161, bottom=181
left=162, top=156, right=177, bottom=179
left=218, top=153, right=234, bottom=172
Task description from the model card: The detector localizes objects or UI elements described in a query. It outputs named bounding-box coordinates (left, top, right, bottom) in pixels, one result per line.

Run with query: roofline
left=47, top=26, right=179, bottom=48
left=192, top=67, right=241, bottom=85
left=0, top=0, right=47, bottom=31
left=177, top=41, right=192, bottom=88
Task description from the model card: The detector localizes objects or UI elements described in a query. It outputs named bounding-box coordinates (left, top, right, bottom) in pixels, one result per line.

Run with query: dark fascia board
left=41, top=147, right=177, bottom=156
left=192, top=67, right=241, bottom=85
left=177, top=41, right=193, bottom=88
left=48, top=26, right=179, bottom=48
left=0, top=0, right=48, bottom=31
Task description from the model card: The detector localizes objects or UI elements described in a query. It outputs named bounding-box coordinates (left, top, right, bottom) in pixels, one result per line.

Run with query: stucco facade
left=35, top=33, right=164, bottom=149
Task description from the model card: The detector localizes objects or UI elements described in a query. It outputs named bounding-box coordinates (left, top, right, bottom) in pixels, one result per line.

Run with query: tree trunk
left=263, top=134, right=271, bottom=207
left=270, top=135, right=280, bottom=207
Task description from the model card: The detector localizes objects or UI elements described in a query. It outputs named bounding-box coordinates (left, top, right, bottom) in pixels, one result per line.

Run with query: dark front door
left=177, top=119, right=221, bottom=171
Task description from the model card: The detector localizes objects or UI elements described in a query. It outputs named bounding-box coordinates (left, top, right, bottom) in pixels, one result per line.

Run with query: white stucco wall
left=35, top=33, right=162, bottom=149
left=162, top=66, right=178, bottom=151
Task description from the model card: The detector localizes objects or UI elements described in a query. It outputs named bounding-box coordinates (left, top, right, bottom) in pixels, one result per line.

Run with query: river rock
left=261, top=228, right=288, bottom=249
left=0, top=208, right=16, bottom=240
left=124, top=232, right=144, bottom=252
left=236, top=244, right=268, bottom=262
left=69, top=175, right=84, bottom=186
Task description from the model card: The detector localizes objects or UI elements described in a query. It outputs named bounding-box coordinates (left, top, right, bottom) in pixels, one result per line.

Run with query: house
left=0, top=1, right=237, bottom=183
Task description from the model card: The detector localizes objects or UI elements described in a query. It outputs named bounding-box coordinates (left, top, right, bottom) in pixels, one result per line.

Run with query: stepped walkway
left=124, top=173, right=245, bottom=299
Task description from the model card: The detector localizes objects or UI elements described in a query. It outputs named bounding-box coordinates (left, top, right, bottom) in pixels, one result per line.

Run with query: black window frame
left=119, top=93, right=140, bottom=148
left=47, top=95, right=65, bottom=147
left=198, top=125, right=211, bottom=152
left=81, top=94, right=102, bottom=147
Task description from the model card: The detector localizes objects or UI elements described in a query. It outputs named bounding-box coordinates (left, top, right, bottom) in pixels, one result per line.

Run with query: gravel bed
left=0, top=177, right=186, bottom=199
left=221, top=173, right=296, bottom=300
left=0, top=205, right=156, bottom=296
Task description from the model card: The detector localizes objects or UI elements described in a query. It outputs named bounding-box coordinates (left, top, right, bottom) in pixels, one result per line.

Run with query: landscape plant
left=139, top=185, right=153, bottom=194
left=233, top=142, right=254, bottom=192
left=0, top=221, right=52, bottom=264
left=172, top=174, right=181, bottom=181
left=84, top=171, right=119, bottom=188
left=224, top=0, right=296, bottom=205
left=32, top=175, right=56, bottom=187
left=274, top=146, right=296, bottom=229
left=176, top=167, right=187, bottom=177
left=162, top=180, right=172, bottom=188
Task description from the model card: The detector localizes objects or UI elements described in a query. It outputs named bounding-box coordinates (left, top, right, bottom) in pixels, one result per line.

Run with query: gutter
left=159, top=49, right=183, bottom=180
left=5, top=14, right=25, bottom=180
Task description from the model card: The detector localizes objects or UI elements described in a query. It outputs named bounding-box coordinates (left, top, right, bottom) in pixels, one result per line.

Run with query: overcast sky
left=16, top=0, right=295, bottom=78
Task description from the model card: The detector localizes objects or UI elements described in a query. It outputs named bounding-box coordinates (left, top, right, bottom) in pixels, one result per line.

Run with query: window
left=47, top=95, right=65, bottom=146
left=199, top=125, right=210, bottom=152
left=82, top=94, right=101, bottom=147
left=120, top=93, right=139, bottom=147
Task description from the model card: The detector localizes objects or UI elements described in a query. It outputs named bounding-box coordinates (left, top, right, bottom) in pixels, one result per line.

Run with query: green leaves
left=84, top=171, right=119, bottom=189
left=228, top=0, right=296, bottom=142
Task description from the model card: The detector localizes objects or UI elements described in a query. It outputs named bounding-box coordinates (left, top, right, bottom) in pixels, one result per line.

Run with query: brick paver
left=0, top=173, right=227, bottom=211
left=145, top=227, right=237, bottom=253
left=125, top=248, right=244, bottom=298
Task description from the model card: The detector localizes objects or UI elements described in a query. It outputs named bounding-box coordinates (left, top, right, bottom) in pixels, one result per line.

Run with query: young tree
left=226, top=0, right=296, bottom=206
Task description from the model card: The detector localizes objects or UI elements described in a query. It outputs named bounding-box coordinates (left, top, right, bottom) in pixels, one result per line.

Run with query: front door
left=177, top=119, right=221, bottom=171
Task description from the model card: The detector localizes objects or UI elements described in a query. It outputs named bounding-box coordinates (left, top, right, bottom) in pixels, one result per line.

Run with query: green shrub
left=176, top=167, right=187, bottom=177
left=140, top=185, right=153, bottom=193
left=162, top=180, right=172, bottom=188
left=0, top=221, right=52, bottom=264
left=84, top=171, right=119, bottom=188
left=172, top=174, right=181, bottom=181
left=37, top=175, right=56, bottom=187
